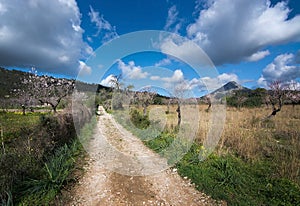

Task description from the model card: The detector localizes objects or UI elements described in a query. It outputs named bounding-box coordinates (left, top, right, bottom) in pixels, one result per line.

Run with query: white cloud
left=200, top=73, right=239, bottom=91
left=117, top=59, right=148, bottom=79
left=89, top=6, right=118, bottom=43
left=257, top=76, right=268, bottom=88
left=258, top=53, right=300, bottom=86
left=245, top=50, right=270, bottom=62
left=217, top=73, right=239, bottom=84
left=0, top=0, right=85, bottom=75
left=150, top=69, right=238, bottom=92
left=161, top=69, right=184, bottom=83
left=187, top=0, right=300, bottom=65
left=150, top=76, right=161, bottom=81
left=78, top=61, right=92, bottom=75
left=100, top=74, right=115, bottom=87
left=154, top=58, right=172, bottom=67
left=0, top=2, right=7, bottom=15
left=159, top=36, right=211, bottom=67
left=84, top=44, right=95, bottom=57
left=164, top=5, right=182, bottom=33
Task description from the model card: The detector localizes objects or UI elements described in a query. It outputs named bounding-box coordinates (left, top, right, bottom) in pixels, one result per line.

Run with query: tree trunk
left=22, top=105, right=26, bottom=115
left=49, top=102, right=58, bottom=113
left=53, top=106, right=57, bottom=113
left=176, top=103, right=181, bottom=127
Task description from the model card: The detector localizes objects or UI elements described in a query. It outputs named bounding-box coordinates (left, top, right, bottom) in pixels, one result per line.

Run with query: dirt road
left=67, top=106, right=223, bottom=206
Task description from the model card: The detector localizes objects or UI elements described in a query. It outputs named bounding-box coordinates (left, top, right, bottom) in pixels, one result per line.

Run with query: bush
left=130, top=109, right=150, bottom=129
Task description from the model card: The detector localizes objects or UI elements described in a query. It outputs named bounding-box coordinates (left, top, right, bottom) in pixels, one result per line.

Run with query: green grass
left=0, top=112, right=41, bottom=141
left=18, top=141, right=81, bottom=205
left=16, top=116, right=96, bottom=205
left=141, top=132, right=300, bottom=205
left=177, top=151, right=300, bottom=205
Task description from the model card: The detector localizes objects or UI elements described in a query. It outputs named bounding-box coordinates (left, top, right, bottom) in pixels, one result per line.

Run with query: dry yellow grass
left=147, top=104, right=300, bottom=183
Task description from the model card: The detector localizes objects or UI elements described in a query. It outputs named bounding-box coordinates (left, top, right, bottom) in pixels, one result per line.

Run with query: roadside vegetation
left=115, top=104, right=300, bottom=205
left=0, top=109, right=95, bottom=205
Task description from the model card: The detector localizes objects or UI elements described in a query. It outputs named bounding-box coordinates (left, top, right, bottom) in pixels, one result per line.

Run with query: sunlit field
left=148, top=104, right=300, bottom=182
left=126, top=104, right=300, bottom=205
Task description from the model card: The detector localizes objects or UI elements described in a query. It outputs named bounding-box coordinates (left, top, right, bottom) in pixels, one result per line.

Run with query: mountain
left=202, top=81, right=251, bottom=100
left=211, top=81, right=250, bottom=95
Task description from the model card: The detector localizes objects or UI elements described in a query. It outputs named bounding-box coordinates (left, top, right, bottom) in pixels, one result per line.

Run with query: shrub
left=130, top=109, right=150, bottom=129
left=17, top=143, right=78, bottom=205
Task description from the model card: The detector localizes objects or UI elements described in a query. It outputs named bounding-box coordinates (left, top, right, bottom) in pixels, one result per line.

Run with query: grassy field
left=148, top=104, right=300, bottom=182
left=117, top=104, right=300, bottom=205
left=0, top=112, right=41, bottom=142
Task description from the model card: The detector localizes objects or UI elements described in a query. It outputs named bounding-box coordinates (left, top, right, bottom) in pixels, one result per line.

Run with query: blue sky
left=0, top=0, right=299, bottom=96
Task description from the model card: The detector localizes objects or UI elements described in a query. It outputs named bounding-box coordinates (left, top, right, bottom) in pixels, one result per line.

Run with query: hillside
left=0, top=68, right=29, bottom=97
left=0, top=67, right=103, bottom=98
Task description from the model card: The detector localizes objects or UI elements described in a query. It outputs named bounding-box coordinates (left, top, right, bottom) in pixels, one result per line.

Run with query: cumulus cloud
left=159, top=36, right=211, bottom=67
left=186, top=0, right=300, bottom=65
left=89, top=6, right=118, bottom=43
left=100, top=74, right=115, bottom=87
left=258, top=53, right=300, bottom=87
left=0, top=0, right=85, bottom=75
left=78, top=61, right=92, bottom=75
left=161, top=69, right=184, bottom=83
left=150, top=69, right=190, bottom=92
left=117, top=60, right=148, bottom=79
left=151, top=69, right=238, bottom=92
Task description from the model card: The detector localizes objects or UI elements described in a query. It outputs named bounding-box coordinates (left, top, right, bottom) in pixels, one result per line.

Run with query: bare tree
left=12, top=69, right=74, bottom=114
left=36, top=76, right=74, bottom=113
left=176, top=98, right=181, bottom=127
left=109, top=74, right=122, bottom=91
left=267, top=81, right=286, bottom=118
left=204, top=95, right=212, bottom=112
left=13, top=73, right=36, bottom=115
left=135, top=87, right=156, bottom=116
left=264, top=80, right=300, bottom=118
left=109, top=74, right=124, bottom=110
left=173, top=83, right=189, bottom=127
left=286, top=81, right=300, bottom=108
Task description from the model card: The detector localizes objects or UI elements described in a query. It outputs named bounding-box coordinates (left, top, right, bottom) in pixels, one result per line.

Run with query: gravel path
left=66, top=106, right=225, bottom=206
